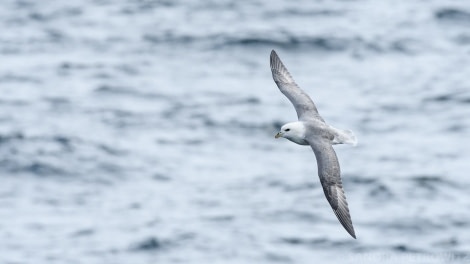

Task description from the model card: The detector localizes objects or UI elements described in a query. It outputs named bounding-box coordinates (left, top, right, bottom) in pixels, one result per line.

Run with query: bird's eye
left=285, top=128, right=290, bottom=132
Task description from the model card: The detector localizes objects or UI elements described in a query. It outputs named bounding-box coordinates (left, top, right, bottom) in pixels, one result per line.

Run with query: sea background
left=1, top=1, right=470, bottom=263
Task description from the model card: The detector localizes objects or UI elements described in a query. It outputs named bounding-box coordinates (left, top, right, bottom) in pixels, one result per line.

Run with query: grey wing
left=270, top=50, right=324, bottom=122
left=309, top=138, right=356, bottom=239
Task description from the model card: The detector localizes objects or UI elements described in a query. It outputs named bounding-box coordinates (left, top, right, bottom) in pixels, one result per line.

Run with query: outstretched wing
left=270, top=50, right=324, bottom=122
left=309, top=138, right=356, bottom=239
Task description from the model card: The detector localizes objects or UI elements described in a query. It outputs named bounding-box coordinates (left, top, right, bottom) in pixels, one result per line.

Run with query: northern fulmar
left=270, top=50, right=357, bottom=239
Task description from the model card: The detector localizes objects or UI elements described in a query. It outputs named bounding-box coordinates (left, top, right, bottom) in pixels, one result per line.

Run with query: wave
left=142, top=31, right=424, bottom=54
left=435, top=8, right=470, bottom=24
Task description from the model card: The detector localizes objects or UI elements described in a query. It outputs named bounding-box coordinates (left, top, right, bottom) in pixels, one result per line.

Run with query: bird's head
left=274, top=122, right=307, bottom=144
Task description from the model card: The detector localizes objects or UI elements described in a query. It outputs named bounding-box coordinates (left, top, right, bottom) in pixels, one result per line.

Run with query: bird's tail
left=331, top=127, right=358, bottom=146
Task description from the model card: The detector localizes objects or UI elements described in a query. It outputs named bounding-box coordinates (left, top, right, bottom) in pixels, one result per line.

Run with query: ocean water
left=1, top=0, right=470, bottom=263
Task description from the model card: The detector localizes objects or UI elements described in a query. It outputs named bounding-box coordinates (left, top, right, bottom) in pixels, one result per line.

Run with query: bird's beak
left=274, top=132, right=282, bottom=139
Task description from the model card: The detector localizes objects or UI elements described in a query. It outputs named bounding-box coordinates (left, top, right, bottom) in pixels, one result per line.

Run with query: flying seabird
left=270, top=50, right=357, bottom=239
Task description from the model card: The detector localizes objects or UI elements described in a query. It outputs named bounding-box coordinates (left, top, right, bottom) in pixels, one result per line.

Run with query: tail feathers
left=332, top=128, right=358, bottom=146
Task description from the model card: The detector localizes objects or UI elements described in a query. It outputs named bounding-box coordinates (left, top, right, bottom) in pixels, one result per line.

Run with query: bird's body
left=270, top=50, right=357, bottom=239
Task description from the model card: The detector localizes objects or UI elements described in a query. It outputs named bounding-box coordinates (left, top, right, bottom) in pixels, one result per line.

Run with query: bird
left=270, top=50, right=357, bottom=239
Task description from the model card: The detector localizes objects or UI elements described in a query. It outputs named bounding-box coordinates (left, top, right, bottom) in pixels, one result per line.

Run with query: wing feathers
left=270, top=50, right=296, bottom=84
left=270, top=50, right=324, bottom=122
left=310, top=140, right=356, bottom=239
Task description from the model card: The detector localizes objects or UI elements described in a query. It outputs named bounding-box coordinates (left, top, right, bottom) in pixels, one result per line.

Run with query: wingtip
left=270, top=50, right=280, bottom=61
left=344, top=221, right=357, bottom=239
left=333, top=206, right=356, bottom=240
left=270, top=50, right=277, bottom=65
left=349, top=230, right=357, bottom=239
left=269, top=50, right=285, bottom=74
left=342, top=217, right=356, bottom=239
